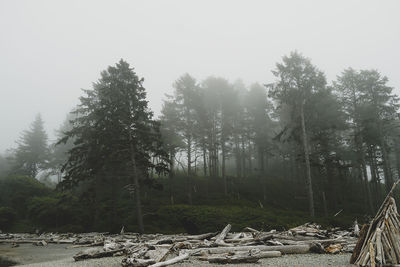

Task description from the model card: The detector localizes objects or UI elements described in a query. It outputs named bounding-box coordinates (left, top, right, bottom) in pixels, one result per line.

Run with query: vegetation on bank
left=0, top=175, right=369, bottom=234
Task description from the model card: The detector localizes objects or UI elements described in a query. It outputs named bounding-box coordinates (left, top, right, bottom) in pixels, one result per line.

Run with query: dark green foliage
left=0, top=207, right=16, bottom=230
left=10, top=114, right=49, bottom=178
left=27, top=193, right=87, bottom=232
left=0, top=154, right=11, bottom=177
left=0, top=172, right=365, bottom=233
left=0, top=176, right=50, bottom=217
left=60, top=60, right=169, bottom=189
left=58, top=60, right=169, bottom=233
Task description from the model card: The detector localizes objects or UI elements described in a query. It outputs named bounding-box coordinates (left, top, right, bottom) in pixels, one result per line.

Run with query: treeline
left=0, top=51, right=399, bottom=233
left=159, top=51, right=400, bottom=217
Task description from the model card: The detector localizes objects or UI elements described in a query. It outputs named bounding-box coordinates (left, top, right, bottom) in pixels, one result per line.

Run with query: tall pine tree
left=12, top=114, right=49, bottom=178
left=60, top=60, right=169, bottom=233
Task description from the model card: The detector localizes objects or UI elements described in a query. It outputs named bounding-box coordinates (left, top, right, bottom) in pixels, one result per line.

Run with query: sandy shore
left=0, top=243, right=353, bottom=267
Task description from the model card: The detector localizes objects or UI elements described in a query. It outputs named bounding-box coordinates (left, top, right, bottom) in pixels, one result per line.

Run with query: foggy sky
left=0, top=0, right=399, bottom=153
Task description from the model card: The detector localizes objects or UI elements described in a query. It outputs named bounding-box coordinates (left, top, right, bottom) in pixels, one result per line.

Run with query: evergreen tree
left=60, top=60, right=169, bottom=233
left=160, top=97, right=185, bottom=204
left=171, top=74, right=199, bottom=204
left=11, top=114, right=49, bottom=178
left=48, top=112, right=76, bottom=183
left=270, top=51, right=326, bottom=217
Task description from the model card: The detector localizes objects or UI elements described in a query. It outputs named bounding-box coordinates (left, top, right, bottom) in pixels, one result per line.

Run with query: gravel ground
left=0, top=244, right=354, bottom=267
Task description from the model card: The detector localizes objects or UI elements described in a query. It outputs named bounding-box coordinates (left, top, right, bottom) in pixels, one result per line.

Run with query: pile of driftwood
left=352, top=181, right=400, bottom=266
left=1, top=222, right=358, bottom=266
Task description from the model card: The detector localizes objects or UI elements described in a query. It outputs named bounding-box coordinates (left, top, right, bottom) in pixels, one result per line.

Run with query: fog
left=0, top=0, right=399, bottom=153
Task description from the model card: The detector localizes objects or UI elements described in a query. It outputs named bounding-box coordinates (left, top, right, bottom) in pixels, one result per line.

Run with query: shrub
left=0, top=207, right=16, bottom=230
left=0, top=176, right=51, bottom=218
left=27, top=193, right=87, bottom=231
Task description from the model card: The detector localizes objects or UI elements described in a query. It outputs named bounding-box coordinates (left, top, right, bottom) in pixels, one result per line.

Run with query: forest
left=1, top=51, right=399, bottom=234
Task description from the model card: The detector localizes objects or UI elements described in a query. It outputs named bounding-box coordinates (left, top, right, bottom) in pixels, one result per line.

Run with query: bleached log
left=202, top=250, right=281, bottom=264
left=243, top=227, right=259, bottom=233
left=148, top=253, right=189, bottom=267
left=254, top=233, right=273, bottom=242
left=224, top=237, right=255, bottom=243
left=186, top=232, right=217, bottom=240
left=376, top=228, right=383, bottom=265
left=73, top=247, right=124, bottom=261
left=369, top=241, right=376, bottom=267
left=33, top=240, right=47, bottom=246
left=192, top=244, right=310, bottom=255
left=215, top=224, right=232, bottom=246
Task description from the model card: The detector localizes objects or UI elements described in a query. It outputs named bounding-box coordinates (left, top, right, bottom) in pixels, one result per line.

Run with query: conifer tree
left=60, top=60, right=169, bottom=233
left=12, top=114, right=49, bottom=178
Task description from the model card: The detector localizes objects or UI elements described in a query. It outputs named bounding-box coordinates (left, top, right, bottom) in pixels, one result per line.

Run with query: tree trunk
left=222, top=139, right=227, bottom=196
left=325, top=159, right=337, bottom=212
left=241, top=137, right=246, bottom=178
left=300, top=102, right=314, bottom=217
left=235, top=133, right=242, bottom=179
left=248, top=140, right=252, bottom=176
left=187, top=135, right=192, bottom=205
left=322, top=191, right=328, bottom=217
left=203, top=140, right=207, bottom=177
left=169, top=150, right=175, bottom=205
left=369, top=146, right=381, bottom=208
left=129, top=143, right=144, bottom=234
left=361, top=160, right=374, bottom=214
left=380, top=137, right=393, bottom=193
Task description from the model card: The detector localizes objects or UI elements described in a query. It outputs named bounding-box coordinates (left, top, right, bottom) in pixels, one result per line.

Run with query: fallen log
left=242, top=227, right=260, bottom=233
left=148, top=253, right=189, bottom=267
left=192, top=244, right=311, bottom=255
left=354, top=180, right=400, bottom=266
left=73, top=247, right=124, bottom=261
left=215, top=224, right=232, bottom=246
left=350, top=224, right=369, bottom=264
left=199, top=250, right=282, bottom=263
left=186, top=232, right=218, bottom=240
left=145, top=247, right=170, bottom=262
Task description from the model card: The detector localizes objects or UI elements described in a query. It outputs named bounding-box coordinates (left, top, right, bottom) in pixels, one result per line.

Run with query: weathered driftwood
left=351, top=224, right=369, bottom=264
left=186, top=232, right=218, bottom=240
left=192, top=244, right=311, bottom=255
left=2, top=221, right=358, bottom=265
left=148, top=253, right=189, bottom=267
left=215, top=224, right=232, bottom=247
left=354, top=180, right=400, bottom=266
left=73, top=247, right=124, bottom=261
left=199, top=250, right=282, bottom=263
left=145, top=247, right=170, bottom=262
left=242, top=227, right=260, bottom=233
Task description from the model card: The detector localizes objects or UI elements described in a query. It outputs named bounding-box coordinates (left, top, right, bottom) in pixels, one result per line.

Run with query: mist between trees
left=1, top=51, right=399, bottom=234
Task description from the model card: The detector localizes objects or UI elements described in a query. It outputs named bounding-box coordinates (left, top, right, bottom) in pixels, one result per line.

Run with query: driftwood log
left=147, top=253, right=189, bottom=267
left=1, top=221, right=358, bottom=266
left=214, top=224, right=232, bottom=246
left=199, top=250, right=282, bottom=263
left=192, top=244, right=311, bottom=255
left=354, top=180, right=400, bottom=266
